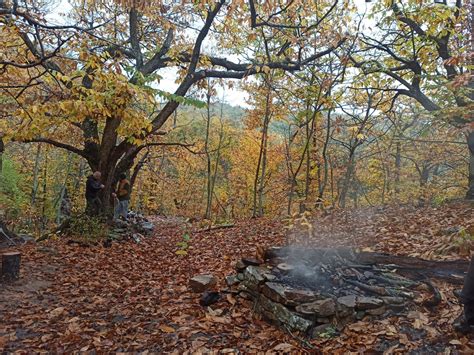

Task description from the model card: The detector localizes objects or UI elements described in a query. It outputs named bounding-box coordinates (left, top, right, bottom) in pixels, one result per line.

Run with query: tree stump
left=1, top=252, right=21, bottom=281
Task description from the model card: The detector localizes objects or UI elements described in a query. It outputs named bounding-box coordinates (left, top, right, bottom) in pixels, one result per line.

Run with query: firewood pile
left=108, top=211, right=155, bottom=243
left=225, top=246, right=468, bottom=338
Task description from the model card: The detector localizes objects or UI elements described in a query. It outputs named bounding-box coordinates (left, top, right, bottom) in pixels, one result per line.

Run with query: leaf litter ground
left=1, top=201, right=474, bottom=353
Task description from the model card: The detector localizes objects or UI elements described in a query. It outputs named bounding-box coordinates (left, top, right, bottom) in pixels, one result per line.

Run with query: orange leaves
left=158, top=324, right=176, bottom=333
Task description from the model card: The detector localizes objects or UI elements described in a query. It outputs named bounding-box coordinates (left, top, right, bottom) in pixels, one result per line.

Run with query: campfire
left=227, top=246, right=465, bottom=338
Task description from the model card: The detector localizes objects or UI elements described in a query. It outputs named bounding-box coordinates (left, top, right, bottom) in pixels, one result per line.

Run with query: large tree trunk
left=467, top=130, right=474, bottom=200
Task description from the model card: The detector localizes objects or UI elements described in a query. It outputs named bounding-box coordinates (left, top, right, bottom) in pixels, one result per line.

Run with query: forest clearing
left=1, top=203, right=474, bottom=352
left=1, top=0, right=474, bottom=353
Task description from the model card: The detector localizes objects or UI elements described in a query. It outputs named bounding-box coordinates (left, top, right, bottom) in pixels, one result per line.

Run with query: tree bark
left=0, top=137, right=4, bottom=174
left=318, top=109, right=332, bottom=201
left=338, top=150, right=356, bottom=208
left=31, top=144, right=42, bottom=206
left=204, top=85, right=213, bottom=219
left=253, top=83, right=272, bottom=218
left=467, top=130, right=474, bottom=200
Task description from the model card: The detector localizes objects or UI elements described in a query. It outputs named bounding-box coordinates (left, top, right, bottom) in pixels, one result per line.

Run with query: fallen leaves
left=158, top=325, right=176, bottom=333
left=48, top=307, right=65, bottom=318
left=1, top=203, right=473, bottom=352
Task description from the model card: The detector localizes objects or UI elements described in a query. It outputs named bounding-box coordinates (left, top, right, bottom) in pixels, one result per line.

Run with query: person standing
left=85, top=171, right=104, bottom=216
left=113, top=173, right=130, bottom=221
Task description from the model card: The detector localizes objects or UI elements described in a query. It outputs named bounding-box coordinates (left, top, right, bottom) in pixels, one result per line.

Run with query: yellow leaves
left=79, top=51, right=88, bottom=62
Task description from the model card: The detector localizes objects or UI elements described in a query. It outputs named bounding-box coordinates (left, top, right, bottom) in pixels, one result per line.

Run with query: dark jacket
left=116, top=179, right=130, bottom=201
left=85, top=175, right=102, bottom=199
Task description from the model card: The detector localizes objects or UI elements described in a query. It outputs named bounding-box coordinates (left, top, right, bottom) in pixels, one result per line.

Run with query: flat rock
left=261, top=282, right=287, bottom=304
left=296, top=298, right=336, bottom=317
left=337, top=295, right=357, bottom=308
left=257, top=294, right=313, bottom=332
left=356, top=296, right=384, bottom=310
left=243, top=266, right=269, bottom=284
left=139, top=221, right=154, bottom=235
left=381, top=296, right=405, bottom=305
left=235, top=260, right=247, bottom=272
left=189, top=274, right=217, bottom=293
left=285, top=287, right=319, bottom=304
left=366, top=306, right=386, bottom=316
left=261, top=282, right=319, bottom=306
left=225, top=275, right=239, bottom=287
left=241, top=257, right=262, bottom=266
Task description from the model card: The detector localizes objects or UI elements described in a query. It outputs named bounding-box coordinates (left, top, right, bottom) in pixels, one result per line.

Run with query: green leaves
left=155, top=90, right=206, bottom=108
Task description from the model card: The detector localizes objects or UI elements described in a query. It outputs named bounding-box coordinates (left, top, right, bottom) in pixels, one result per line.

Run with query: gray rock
left=140, top=221, right=154, bottom=235
left=296, top=298, right=336, bottom=317
left=225, top=275, right=239, bottom=287
left=237, top=273, right=245, bottom=281
left=189, top=274, right=217, bottom=293
left=355, top=296, right=383, bottom=310
left=381, top=296, right=405, bottom=305
left=238, top=280, right=259, bottom=292
left=235, top=260, right=247, bottom=272
left=261, top=282, right=319, bottom=306
left=132, top=233, right=142, bottom=244
left=241, top=257, right=262, bottom=266
left=337, top=295, right=357, bottom=308
left=260, top=282, right=287, bottom=304
left=366, top=306, right=386, bottom=316
left=285, top=288, right=320, bottom=304
left=316, top=316, right=333, bottom=324
left=264, top=273, right=277, bottom=281
left=243, top=266, right=268, bottom=284
left=257, top=294, right=313, bottom=332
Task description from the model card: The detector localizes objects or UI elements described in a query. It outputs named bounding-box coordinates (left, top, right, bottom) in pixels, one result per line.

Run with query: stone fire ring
left=226, top=246, right=468, bottom=339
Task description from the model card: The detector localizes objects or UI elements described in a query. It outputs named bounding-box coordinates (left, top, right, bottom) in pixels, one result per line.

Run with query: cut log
left=357, top=252, right=469, bottom=284
left=2, top=252, right=21, bottom=281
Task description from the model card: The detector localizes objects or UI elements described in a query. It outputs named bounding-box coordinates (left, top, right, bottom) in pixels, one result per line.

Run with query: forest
left=0, top=0, right=474, bottom=352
